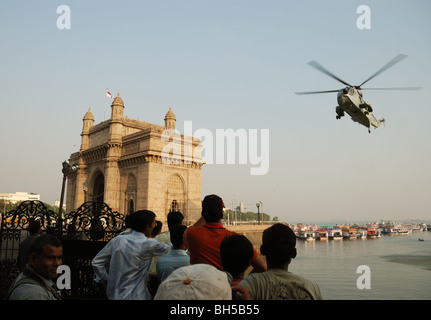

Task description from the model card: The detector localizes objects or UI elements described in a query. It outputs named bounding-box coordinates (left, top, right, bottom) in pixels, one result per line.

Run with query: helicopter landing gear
left=368, top=128, right=371, bottom=133
left=335, top=106, right=344, bottom=120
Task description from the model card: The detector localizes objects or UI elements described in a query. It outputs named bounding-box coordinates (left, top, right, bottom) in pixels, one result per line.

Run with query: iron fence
left=0, top=200, right=126, bottom=300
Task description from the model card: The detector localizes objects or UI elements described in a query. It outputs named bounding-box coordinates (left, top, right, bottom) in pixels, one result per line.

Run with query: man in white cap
left=154, top=264, right=232, bottom=300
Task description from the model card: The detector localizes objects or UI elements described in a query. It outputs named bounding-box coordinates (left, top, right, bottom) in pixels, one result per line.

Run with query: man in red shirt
left=184, top=194, right=267, bottom=273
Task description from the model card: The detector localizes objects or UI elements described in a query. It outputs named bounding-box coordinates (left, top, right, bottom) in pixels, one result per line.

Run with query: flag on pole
left=106, top=89, right=114, bottom=100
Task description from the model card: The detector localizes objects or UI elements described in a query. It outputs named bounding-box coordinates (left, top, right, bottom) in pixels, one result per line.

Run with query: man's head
left=130, top=210, right=157, bottom=236
left=28, top=219, right=41, bottom=236
left=220, top=235, right=254, bottom=279
left=260, top=223, right=297, bottom=268
left=170, top=225, right=188, bottom=249
left=201, top=194, right=224, bottom=223
left=167, top=211, right=184, bottom=230
left=28, top=235, right=62, bottom=280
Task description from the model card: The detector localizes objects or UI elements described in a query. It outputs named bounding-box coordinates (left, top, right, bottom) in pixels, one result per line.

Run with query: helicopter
left=295, top=54, right=421, bottom=133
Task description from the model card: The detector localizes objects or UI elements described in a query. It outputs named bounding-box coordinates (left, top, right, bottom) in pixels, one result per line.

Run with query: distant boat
left=342, top=228, right=358, bottom=240
left=367, top=228, right=381, bottom=238
left=388, top=227, right=411, bottom=235
left=328, top=229, right=343, bottom=240
left=418, top=238, right=424, bottom=242
left=316, top=230, right=328, bottom=241
left=297, top=230, right=316, bottom=241
left=356, top=229, right=367, bottom=239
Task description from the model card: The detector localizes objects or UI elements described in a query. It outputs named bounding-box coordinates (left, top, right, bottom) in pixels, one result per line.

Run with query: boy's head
left=201, top=194, right=225, bottom=223
left=130, top=210, right=156, bottom=234
left=220, top=234, right=254, bottom=279
left=170, top=225, right=188, bottom=249
left=28, top=219, right=41, bottom=235
left=260, top=223, right=297, bottom=268
left=167, top=211, right=184, bottom=230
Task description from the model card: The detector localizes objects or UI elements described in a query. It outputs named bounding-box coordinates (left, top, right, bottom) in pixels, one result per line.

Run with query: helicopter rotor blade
left=358, top=54, right=408, bottom=88
left=307, top=61, right=353, bottom=87
left=361, top=87, right=422, bottom=91
left=295, top=90, right=340, bottom=95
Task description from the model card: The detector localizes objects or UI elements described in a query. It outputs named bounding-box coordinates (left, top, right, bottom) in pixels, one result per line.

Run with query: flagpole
left=105, top=89, right=114, bottom=120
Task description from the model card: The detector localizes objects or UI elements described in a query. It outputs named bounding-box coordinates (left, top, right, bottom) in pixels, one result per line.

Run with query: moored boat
left=356, top=229, right=367, bottom=239
left=315, top=230, right=328, bottom=241
left=386, top=226, right=411, bottom=235
left=367, top=228, right=381, bottom=238
left=342, top=228, right=358, bottom=240
left=297, top=230, right=315, bottom=241
left=328, top=228, right=343, bottom=240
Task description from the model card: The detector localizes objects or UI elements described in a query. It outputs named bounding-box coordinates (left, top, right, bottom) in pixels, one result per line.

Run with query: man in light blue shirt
left=156, top=225, right=190, bottom=283
left=92, top=210, right=172, bottom=300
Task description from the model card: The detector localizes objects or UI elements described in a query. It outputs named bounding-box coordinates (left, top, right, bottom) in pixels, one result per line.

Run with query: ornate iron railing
left=0, top=200, right=126, bottom=300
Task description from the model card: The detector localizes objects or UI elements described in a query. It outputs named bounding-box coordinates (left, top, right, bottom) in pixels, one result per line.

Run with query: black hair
left=202, top=194, right=224, bottom=223
left=124, top=214, right=131, bottom=228
left=129, top=210, right=156, bottom=232
left=28, top=219, right=41, bottom=235
left=260, top=223, right=296, bottom=266
left=220, top=234, right=254, bottom=278
left=29, top=234, right=62, bottom=256
left=167, top=211, right=184, bottom=230
left=169, top=225, right=188, bottom=249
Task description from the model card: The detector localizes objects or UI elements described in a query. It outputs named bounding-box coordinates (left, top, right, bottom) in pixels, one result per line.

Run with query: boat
left=367, top=228, right=381, bottom=238
left=315, top=230, right=328, bottom=241
left=297, top=230, right=316, bottom=241
left=387, top=226, right=411, bottom=235
left=342, top=228, right=358, bottom=240
left=356, top=229, right=367, bottom=239
left=328, top=228, right=343, bottom=240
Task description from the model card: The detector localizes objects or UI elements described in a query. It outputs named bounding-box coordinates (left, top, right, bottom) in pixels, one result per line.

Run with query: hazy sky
left=1, top=1, right=430, bottom=224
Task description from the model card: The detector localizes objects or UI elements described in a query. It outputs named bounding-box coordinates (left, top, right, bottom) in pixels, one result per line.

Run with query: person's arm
left=232, top=285, right=250, bottom=300
left=91, top=241, right=112, bottom=283
left=249, top=253, right=267, bottom=273
left=153, top=241, right=173, bottom=257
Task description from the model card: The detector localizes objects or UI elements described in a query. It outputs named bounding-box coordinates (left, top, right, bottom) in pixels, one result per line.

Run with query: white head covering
left=154, top=264, right=232, bottom=300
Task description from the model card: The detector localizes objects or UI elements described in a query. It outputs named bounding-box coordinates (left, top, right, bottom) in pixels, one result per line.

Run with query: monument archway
left=166, top=174, right=186, bottom=217
left=92, top=171, right=105, bottom=203
left=125, top=174, right=137, bottom=215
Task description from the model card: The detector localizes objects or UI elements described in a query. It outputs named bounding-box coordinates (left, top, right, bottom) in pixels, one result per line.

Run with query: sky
left=1, top=0, right=430, bottom=224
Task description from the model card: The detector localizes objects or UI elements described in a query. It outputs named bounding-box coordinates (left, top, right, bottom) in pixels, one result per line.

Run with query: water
left=288, top=231, right=431, bottom=300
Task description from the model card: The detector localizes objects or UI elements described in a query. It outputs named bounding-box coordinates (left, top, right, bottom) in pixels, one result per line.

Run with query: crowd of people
left=6, top=194, right=322, bottom=300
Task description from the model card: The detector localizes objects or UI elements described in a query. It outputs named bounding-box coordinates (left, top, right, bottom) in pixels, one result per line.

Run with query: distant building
left=53, top=200, right=66, bottom=210
left=0, top=192, right=40, bottom=204
left=65, top=93, right=204, bottom=224
left=237, top=202, right=246, bottom=213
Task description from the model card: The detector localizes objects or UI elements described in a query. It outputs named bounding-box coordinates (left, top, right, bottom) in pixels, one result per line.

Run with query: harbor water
left=287, top=230, right=431, bottom=300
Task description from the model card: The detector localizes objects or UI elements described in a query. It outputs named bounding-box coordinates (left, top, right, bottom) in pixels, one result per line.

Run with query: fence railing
left=0, top=200, right=126, bottom=300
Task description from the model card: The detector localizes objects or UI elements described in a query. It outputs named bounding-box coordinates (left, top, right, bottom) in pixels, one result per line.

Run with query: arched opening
left=93, top=172, right=105, bottom=203
left=125, top=174, right=137, bottom=215
left=166, top=174, right=186, bottom=218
